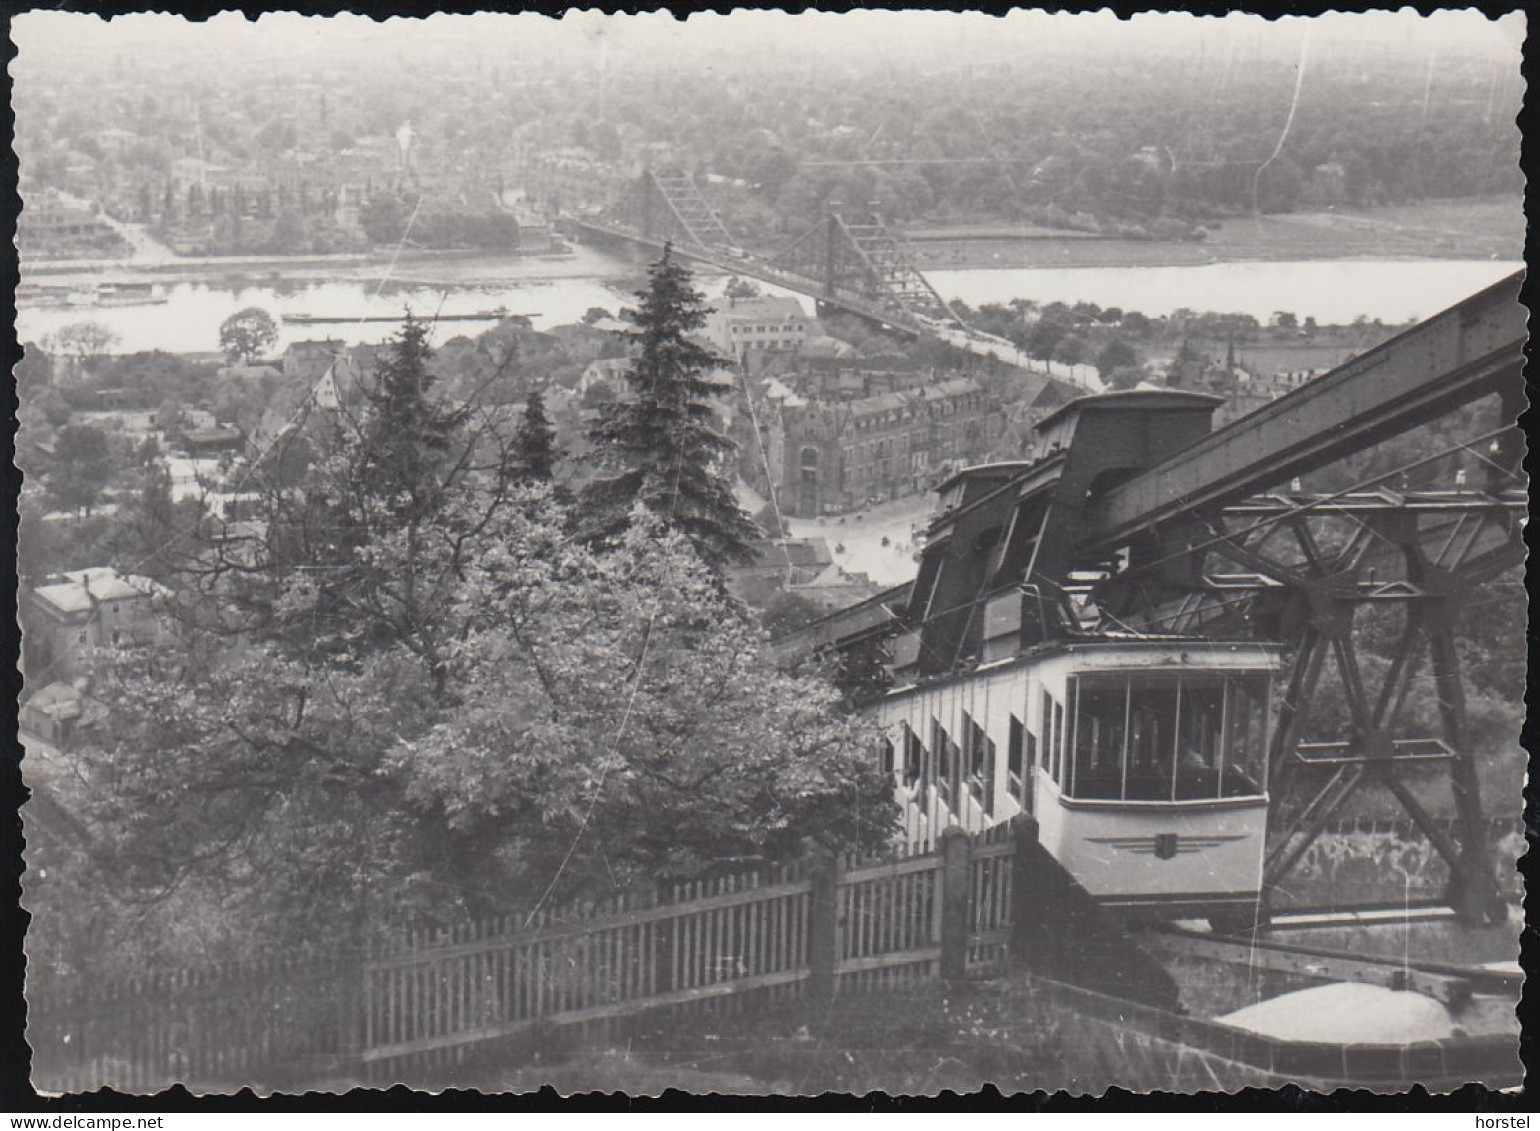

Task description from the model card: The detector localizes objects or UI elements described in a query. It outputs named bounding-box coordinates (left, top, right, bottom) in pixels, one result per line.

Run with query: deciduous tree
left=48, top=423, right=114, bottom=516
left=1095, top=339, right=1140, bottom=388
left=44, top=321, right=119, bottom=374
left=1026, top=319, right=1066, bottom=372
left=51, top=312, right=891, bottom=970
left=218, top=307, right=279, bottom=364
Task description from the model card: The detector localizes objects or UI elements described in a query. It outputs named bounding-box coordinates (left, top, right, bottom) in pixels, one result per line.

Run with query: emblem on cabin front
left=1086, top=833, right=1247, bottom=860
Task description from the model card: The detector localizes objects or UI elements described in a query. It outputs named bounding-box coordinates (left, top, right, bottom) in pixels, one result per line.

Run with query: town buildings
left=577, top=355, right=632, bottom=398
left=727, top=535, right=881, bottom=615
left=703, top=295, right=811, bottom=364
left=742, top=366, right=1004, bottom=518
left=283, top=339, right=347, bottom=383
left=15, top=188, right=128, bottom=259
left=18, top=679, right=107, bottom=749
left=1165, top=332, right=1375, bottom=426
left=23, top=567, right=168, bottom=683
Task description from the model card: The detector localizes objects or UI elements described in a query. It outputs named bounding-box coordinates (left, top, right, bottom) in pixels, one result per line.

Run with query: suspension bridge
left=564, top=167, right=1085, bottom=382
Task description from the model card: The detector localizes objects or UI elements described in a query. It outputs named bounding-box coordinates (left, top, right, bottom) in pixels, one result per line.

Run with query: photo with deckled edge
left=10, top=8, right=1526, bottom=1099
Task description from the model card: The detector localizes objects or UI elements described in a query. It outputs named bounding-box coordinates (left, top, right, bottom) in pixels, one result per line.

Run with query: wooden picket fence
left=30, top=946, right=352, bottom=1094
left=31, top=824, right=1020, bottom=1092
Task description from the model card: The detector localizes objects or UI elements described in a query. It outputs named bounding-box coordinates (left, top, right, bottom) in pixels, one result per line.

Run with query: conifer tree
left=582, top=244, right=759, bottom=572
left=356, top=316, right=466, bottom=521
left=511, top=389, right=559, bottom=482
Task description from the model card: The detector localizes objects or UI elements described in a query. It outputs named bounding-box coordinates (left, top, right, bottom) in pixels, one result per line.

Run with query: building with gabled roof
left=704, top=295, right=811, bottom=363
left=748, top=374, right=1001, bottom=518
left=24, top=567, right=170, bottom=682
left=283, top=339, right=346, bottom=383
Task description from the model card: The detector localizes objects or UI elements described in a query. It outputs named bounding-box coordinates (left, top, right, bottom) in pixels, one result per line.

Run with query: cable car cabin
left=872, top=637, right=1280, bottom=921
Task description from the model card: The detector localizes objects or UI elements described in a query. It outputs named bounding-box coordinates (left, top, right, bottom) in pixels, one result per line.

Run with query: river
left=926, top=258, right=1523, bottom=326
left=15, top=253, right=1522, bottom=355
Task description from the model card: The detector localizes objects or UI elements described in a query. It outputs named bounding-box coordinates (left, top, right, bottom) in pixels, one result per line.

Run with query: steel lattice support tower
left=1096, top=487, right=1524, bottom=924
left=789, top=271, right=1526, bottom=927
left=600, top=167, right=736, bottom=252
left=768, top=213, right=950, bottom=320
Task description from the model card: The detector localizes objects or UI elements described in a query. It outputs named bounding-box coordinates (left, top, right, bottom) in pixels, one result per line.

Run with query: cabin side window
left=931, top=718, right=953, bottom=806
left=1053, top=699, right=1065, bottom=783
left=961, top=712, right=995, bottom=814
left=1025, top=727, right=1038, bottom=812
left=1224, top=678, right=1269, bottom=797
left=1043, top=688, right=1064, bottom=784
left=1007, top=715, right=1023, bottom=797
left=1065, top=672, right=1271, bottom=802
left=902, top=722, right=924, bottom=788
left=1041, top=690, right=1053, bottom=782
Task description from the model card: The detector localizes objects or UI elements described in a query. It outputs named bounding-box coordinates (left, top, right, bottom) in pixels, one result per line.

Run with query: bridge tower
left=768, top=213, right=951, bottom=321
left=599, top=167, right=737, bottom=253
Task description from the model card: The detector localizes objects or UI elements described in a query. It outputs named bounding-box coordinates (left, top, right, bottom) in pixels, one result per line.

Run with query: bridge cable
left=734, top=368, right=795, bottom=588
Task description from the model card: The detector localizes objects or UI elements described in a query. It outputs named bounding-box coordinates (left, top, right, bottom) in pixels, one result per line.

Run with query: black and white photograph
left=9, top=8, right=1527, bottom=1099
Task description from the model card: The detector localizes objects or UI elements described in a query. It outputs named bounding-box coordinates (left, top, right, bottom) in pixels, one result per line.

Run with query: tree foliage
left=39, top=313, right=893, bottom=972
left=48, top=423, right=115, bottom=515
left=44, top=321, right=119, bottom=371
left=218, top=307, right=279, bottom=363
left=511, top=390, right=559, bottom=482
left=1095, top=338, right=1141, bottom=388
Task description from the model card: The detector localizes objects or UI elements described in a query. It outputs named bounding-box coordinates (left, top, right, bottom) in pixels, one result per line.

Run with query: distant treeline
left=661, top=49, right=1519, bottom=243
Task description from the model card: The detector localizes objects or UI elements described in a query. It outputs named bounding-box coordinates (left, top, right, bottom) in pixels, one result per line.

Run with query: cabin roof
left=1034, top=388, right=1225, bottom=433
left=882, top=635, right=1283, bottom=698
left=933, top=460, right=1039, bottom=496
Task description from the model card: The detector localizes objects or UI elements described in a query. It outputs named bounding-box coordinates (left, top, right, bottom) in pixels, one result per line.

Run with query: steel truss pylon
left=1094, top=486, right=1524, bottom=925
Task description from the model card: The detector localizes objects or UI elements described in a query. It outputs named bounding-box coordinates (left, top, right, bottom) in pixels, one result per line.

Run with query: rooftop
left=847, top=376, right=982, bottom=417
left=1035, top=388, right=1224, bottom=433
left=32, top=568, right=162, bottom=616
left=750, top=537, right=833, bottom=571
left=181, top=425, right=244, bottom=445
left=933, top=460, right=1039, bottom=496
left=717, top=296, right=808, bottom=321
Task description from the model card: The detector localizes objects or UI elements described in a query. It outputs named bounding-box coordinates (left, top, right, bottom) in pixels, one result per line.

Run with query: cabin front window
left=1066, top=673, right=1270, bottom=801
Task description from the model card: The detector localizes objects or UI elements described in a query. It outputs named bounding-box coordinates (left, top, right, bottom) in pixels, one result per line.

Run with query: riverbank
left=904, top=196, right=1523, bottom=271
left=24, top=197, right=1520, bottom=284
left=18, top=245, right=626, bottom=288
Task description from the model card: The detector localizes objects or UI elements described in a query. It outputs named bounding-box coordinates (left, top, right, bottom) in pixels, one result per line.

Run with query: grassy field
left=292, top=914, right=1520, bottom=1095
left=408, top=976, right=1290, bottom=1096
left=906, top=197, right=1522, bottom=271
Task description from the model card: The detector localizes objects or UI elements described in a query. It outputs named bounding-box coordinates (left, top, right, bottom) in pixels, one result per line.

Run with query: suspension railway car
left=800, top=278, right=1526, bottom=923
left=873, top=637, right=1279, bottom=919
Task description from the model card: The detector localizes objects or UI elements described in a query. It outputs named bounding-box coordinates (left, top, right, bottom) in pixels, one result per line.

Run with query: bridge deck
left=568, top=216, right=1090, bottom=383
